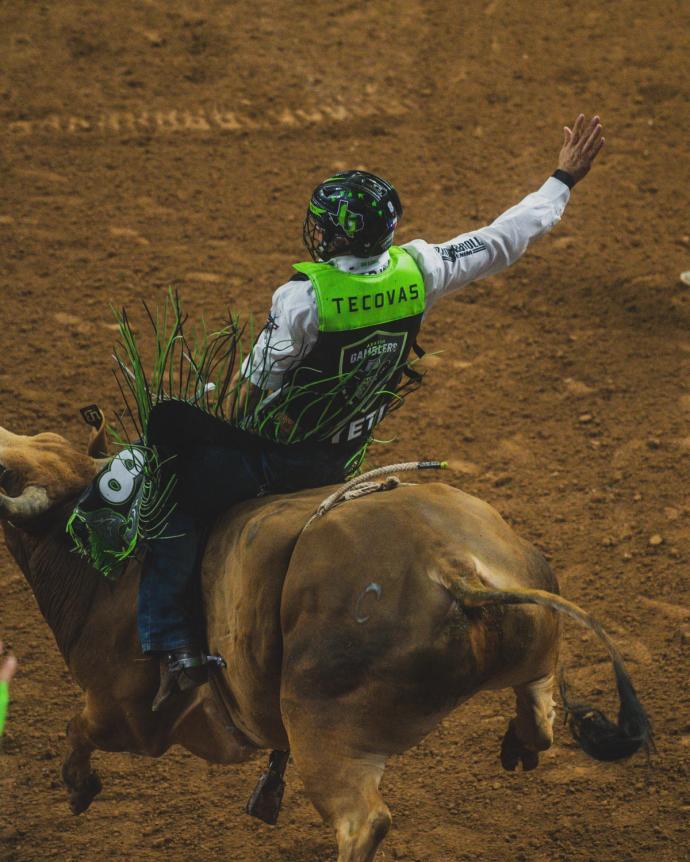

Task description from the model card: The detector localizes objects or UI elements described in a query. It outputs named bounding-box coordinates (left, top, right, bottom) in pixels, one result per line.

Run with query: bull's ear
left=81, top=405, right=109, bottom=458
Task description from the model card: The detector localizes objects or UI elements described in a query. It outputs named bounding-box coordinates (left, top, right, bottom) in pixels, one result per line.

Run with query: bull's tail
left=437, top=572, right=654, bottom=761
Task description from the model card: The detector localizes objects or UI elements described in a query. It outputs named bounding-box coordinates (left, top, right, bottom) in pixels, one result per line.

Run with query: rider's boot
left=151, top=646, right=208, bottom=712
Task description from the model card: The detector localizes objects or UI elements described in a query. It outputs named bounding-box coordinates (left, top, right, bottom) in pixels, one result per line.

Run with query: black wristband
left=552, top=169, right=575, bottom=189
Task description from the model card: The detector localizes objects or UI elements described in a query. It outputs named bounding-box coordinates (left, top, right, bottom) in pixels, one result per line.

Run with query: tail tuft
left=442, top=569, right=654, bottom=764
left=559, top=663, right=654, bottom=762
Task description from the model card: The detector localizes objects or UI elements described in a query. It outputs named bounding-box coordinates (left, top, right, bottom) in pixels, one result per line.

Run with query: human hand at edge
left=0, top=640, right=18, bottom=684
left=558, top=114, right=605, bottom=185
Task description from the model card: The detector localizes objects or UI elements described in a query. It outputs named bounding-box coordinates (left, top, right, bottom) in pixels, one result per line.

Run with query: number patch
left=97, top=448, right=145, bottom=504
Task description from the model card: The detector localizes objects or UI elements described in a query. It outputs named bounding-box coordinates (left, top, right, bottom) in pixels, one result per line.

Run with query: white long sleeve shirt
left=244, top=175, right=570, bottom=390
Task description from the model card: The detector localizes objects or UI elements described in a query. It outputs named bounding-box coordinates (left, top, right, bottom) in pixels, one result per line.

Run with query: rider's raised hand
left=557, top=114, right=605, bottom=186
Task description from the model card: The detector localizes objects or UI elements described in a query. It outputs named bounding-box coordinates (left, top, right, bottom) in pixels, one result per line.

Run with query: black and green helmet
left=303, top=170, right=403, bottom=261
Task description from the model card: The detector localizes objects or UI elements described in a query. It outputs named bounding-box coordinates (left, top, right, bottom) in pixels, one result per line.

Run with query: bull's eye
left=108, top=478, right=122, bottom=493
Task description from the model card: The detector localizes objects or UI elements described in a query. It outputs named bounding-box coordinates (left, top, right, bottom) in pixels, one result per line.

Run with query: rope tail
left=305, top=460, right=447, bottom=528
left=437, top=571, right=654, bottom=762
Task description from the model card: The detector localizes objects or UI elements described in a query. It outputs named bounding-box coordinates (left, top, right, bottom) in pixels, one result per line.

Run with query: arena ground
left=1, top=1, right=688, bottom=860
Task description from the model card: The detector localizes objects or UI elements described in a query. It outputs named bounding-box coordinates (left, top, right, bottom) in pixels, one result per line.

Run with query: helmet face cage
left=303, top=170, right=403, bottom=261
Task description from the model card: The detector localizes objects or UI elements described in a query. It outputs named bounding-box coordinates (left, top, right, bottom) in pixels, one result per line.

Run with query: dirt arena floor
left=1, top=1, right=689, bottom=860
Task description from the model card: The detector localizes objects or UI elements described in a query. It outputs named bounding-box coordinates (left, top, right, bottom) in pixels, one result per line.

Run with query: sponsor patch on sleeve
left=435, top=236, right=487, bottom=262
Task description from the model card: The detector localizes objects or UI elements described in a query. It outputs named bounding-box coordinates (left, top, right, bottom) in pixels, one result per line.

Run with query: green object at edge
left=0, top=681, right=9, bottom=737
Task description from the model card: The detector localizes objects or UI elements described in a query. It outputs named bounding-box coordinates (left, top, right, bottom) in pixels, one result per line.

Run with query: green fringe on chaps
left=67, top=290, right=424, bottom=577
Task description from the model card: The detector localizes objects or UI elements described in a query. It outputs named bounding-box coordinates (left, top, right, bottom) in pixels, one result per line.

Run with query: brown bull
left=0, top=422, right=651, bottom=862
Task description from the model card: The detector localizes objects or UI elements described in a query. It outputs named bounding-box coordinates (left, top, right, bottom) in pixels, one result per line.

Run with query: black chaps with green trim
left=147, top=400, right=355, bottom=521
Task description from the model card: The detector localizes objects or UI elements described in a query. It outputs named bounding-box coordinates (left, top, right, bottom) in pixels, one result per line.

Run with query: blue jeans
left=137, top=440, right=352, bottom=654
left=137, top=510, right=204, bottom=654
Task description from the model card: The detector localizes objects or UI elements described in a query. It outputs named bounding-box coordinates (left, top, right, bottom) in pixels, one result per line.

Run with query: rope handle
left=306, top=460, right=447, bottom=528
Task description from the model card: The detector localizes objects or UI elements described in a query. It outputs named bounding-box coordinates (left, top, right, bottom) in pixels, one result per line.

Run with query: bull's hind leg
left=287, top=723, right=391, bottom=862
left=501, top=673, right=556, bottom=772
left=62, top=711, right=102, bottom=815
left=304, top=753, right=390, bottom=862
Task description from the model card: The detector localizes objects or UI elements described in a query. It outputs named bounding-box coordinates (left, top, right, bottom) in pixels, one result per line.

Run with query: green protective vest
left=293, top=245, right=425, bottom=332
left=259, top=246, right=426, bottom=457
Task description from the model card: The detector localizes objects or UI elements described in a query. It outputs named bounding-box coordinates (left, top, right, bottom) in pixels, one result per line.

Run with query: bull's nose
left=0, top=467, right=24, bottom=498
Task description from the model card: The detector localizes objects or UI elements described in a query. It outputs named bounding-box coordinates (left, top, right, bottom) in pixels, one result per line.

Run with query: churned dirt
left=1, top=1, right=689, bottom=860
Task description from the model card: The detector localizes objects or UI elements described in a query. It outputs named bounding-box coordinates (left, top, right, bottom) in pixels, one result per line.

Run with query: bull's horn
left=0, top=486, right=51, bottom=521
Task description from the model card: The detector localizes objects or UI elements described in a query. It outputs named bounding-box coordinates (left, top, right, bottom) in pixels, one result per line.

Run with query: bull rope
left=304, top=459, right=448, bottom=528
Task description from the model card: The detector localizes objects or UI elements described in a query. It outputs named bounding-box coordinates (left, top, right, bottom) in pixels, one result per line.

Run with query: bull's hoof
left=246, top=750, right=289, bottom=825
left=68, top=772, right=102, bottom=815
left=500, top=721, right=539, bottom=773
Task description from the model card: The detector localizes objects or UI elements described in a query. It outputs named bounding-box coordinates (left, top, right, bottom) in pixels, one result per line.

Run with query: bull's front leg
left=62, top=711, right=103, bottom=815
